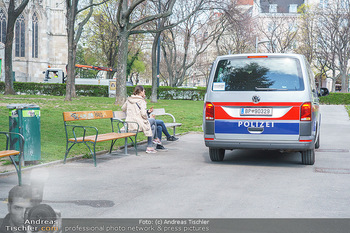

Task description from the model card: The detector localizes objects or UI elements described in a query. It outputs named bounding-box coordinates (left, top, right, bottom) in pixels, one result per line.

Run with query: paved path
left=0, top=105, right=350, bottom=219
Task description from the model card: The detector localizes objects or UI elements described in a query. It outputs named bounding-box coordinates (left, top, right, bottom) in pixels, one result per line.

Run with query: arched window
left=32, top=13, right=38, bottom=58
left=0, top=9, right=6, bottom=44
left=15, top=14, right=25, bottom=57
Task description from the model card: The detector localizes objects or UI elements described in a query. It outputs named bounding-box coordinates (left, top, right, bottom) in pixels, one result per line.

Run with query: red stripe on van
left=213, top=102, right=303, bottom=107
left=213, top=102, right=302, bottom=120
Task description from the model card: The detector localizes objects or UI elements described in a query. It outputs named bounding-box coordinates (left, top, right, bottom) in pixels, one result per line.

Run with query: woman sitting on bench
left=122, top=85, right=158, bottom=154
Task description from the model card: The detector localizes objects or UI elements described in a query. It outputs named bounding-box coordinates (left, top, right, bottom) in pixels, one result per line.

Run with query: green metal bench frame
left=63, top=110, right=139, bottom=167
left=0, top=132, right=24, bottom=185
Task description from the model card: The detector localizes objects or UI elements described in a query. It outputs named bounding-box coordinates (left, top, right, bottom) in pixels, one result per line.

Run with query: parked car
left=203, top=53, right=329, bottom=165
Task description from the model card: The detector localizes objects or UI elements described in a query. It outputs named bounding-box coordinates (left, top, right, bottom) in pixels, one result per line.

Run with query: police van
left=203, top=53, right=328, bottom=165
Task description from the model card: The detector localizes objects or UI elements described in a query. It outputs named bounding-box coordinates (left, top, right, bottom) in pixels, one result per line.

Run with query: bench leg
left=9, top=155, right=22, bottom=186
left=128, top=135, right=138, bottom=156
left=81, top=142, right=97, bottom=167
left=64, top=143, right=76, bottom=164
left=93, top=143, right=97, bottom=167
left=83, top=142, right=97, bottom=167
left=124, top=138, right=128, bottom=154
left=173, top=126, right=176, bottom=136
left=109, top=139, right=117, bottom=154
left=134, top=135, right=138, bottom=156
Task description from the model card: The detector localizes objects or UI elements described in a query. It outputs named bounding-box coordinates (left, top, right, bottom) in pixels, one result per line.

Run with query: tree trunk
left=4, top=0, right=29, bottom=95
left=114, top=30, right=129, bottom=106
left=65, top=39, right=77, bottom=101
left=340, top=71, right=348, bottom=93
left=4, top=20, right=15, bottom=95
left=65, top=1, right=78, bottom=101
left=150, top=32, right=160, bottom=103
left=332, top=70, right=336, bottom=92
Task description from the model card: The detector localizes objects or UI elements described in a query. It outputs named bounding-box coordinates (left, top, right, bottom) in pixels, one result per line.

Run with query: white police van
left=203, top=53, right=328, bottom=165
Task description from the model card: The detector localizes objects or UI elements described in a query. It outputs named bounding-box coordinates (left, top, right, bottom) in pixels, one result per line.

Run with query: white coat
left=121, top=95, right=152, bottom=137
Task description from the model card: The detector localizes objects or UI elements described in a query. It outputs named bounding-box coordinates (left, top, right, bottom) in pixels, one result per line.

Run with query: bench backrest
left=63, top=110, right=113, bottom=122
left=113, top=111, right=126, bottom=120
left=152, top=108, right=166, bottom=116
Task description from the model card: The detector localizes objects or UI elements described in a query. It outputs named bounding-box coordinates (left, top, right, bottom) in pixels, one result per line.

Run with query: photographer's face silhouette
left=8, top=197, right=34, bottom=227
left=6, top=185, right=36, bottom=228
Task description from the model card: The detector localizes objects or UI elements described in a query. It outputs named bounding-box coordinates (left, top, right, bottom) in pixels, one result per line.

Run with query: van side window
left=305, top=60, right=317, bottom=94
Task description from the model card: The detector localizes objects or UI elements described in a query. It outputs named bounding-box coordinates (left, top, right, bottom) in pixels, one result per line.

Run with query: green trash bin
left=7, top=104, right=41, bottom=163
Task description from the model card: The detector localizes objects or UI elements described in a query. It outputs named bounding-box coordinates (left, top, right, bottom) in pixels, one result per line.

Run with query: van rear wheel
left=301, top=149, right=315, bottom=165
left=209, top=148, right=225, bottom=162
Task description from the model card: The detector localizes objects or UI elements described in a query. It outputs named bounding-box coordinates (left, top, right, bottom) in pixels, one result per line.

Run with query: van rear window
left=212, top=57, right=304, bottom=91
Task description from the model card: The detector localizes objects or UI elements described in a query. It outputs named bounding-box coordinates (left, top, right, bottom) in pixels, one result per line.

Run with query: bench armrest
left=112, top=119, right=139, bottom=133
left=64, top=124, right=99, bottom=142
left=0, top=131, right=25, bottom=151
left=163, top=113, right=177, bottom=123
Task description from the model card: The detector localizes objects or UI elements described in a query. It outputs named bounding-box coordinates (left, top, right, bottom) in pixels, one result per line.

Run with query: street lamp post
left=255, top=37, right=271, bottom=53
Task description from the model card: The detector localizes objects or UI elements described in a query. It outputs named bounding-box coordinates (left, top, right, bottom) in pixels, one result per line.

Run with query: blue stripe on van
left=215, top=120, right=299, bottom=135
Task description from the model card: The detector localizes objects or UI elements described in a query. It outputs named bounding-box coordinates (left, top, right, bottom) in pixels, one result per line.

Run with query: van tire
left=209, top=148, right=225, bottom=162
left=301, top=149, right=315, bottom=165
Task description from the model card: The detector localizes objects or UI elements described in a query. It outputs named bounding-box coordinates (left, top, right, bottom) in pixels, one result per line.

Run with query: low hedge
left=3, top=82, right=350, bottom=104
left=319, top=93, right=350, bottom=105
left=0, top=82, right=206, bottom=100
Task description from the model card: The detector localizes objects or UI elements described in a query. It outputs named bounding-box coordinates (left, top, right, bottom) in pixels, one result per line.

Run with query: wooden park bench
left=0, top=132, right=24, bottom=185
left=151, top=108, right=182, bottom=136
left=63, top=110, right=138, bottom=167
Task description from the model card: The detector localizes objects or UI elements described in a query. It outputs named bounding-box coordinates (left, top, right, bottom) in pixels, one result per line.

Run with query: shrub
left=0, top=82, right=206, bottom=100
left=319, top=93, right=350, bottom=105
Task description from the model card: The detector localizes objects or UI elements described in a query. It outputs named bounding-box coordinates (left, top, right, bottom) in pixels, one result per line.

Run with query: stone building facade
left=0, top=0, right=67, bottom=82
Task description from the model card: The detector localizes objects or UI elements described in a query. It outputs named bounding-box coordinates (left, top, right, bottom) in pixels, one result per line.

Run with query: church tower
left=0, top=0, right=68, bottom=82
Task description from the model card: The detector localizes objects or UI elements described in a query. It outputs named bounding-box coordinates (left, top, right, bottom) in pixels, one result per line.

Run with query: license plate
left=240, top=108, right=273, bottom=116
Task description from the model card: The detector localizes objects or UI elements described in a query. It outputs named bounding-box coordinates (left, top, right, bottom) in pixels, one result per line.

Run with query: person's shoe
left=167, top=136, right=179, bottom=141
left=146, top=148, right=157, bottom=154
left=156, top=144, right=168, bottom=152
left=153, top=138, right=162, bottom=145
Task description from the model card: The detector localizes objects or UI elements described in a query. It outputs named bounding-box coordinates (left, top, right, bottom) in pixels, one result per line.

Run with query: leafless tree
left=256, top=13, right=299, bottom=53
left=4, top=0, right=29, bottom=95
left=295, top=4, right=317, bottom=64
left=88, top=4, right=119, bottom=79
left=314, top=0, right=350, bottom=92
left=215, top=2, right=255, bottom=55
left=160, top=1, right=224, bottom=87
left=65, top=0, right=109, bottom=101
left=85, top=1, right=147, bottom=81
left=148, top=0, right=209, bottom=102
left=112, top=0, right=176, bottom=105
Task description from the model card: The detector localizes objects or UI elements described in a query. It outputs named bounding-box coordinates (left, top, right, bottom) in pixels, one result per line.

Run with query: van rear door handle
left=248, top=127, right=264, bottom=134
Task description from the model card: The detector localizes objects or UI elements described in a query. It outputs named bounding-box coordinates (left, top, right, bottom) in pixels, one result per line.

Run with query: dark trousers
left=156, top=119, right=171, bottom=140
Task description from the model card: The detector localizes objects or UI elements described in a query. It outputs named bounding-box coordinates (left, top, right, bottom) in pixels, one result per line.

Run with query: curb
left=0, top=133, right=186, bottom=177
left=0, top=140, right=150, bottom=177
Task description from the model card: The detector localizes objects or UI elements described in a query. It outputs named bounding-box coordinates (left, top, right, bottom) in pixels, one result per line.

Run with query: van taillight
left=300, top=102, right=312, bottom=121
left=205, top=102, right=214, bottom=120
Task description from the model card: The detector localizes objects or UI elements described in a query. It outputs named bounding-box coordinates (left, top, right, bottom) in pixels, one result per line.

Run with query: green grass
left=0, top=95, right=204, bottom=164
left=345, top=106, right=350, bottom=117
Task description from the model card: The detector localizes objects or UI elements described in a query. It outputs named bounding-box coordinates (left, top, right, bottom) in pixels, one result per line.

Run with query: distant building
left=252, top=0, right=305, bottom=53
left=0, top=0, right=67, bottom=83
left=255, top=0, right=304, bottom=14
